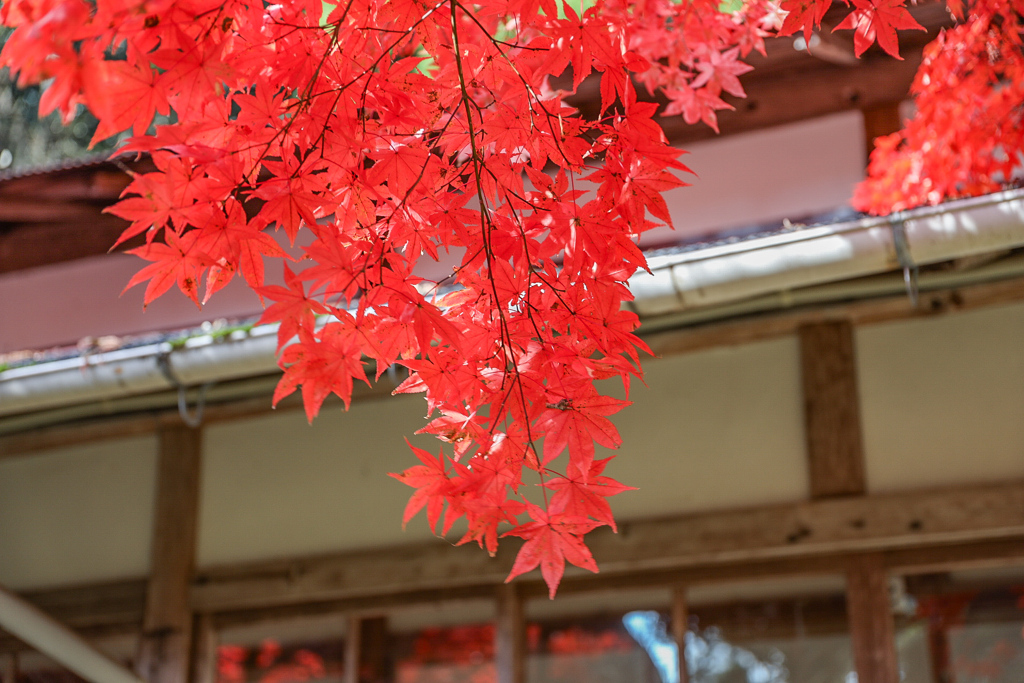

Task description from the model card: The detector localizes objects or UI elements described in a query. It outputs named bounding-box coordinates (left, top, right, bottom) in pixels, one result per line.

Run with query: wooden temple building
left=3, top=3, right=1024, bottom=683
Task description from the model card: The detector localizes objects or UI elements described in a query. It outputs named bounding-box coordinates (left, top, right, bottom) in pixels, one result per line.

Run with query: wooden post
left=495, top=584, right=525, bottom=683
left=927, top=620, right=953, bottom=683
left=345, top=616, right=390, bottom=683
left=799, top=321, right=867, bottom=499
left=190, top=614, right=218, bottom=683
left=1, top=652, right=16, bottom=683
left=136, top=426, right=202, bottom=683
left=344, top=615, right=361, bottom=683
left=846, top=554, right=900, bottom=683
left=672, top=587, right=690, bottom=683
left=861, top=101, right=903, bottom=165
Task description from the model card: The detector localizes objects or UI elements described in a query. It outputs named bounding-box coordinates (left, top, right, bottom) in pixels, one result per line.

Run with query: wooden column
left=190, top=614, right=218, bottom=683
left=1, top=652, right=16, bottom=683
left=345, top=616, right=390, bottom=683
left=495, top=584, right=525, bottom=683
left=672, top=587, right=690, bottom=683
left=861, top=101, right=903, bottom=164
left=799, top=320, right=867, bottom=499
left=846, top=554, right=900, bottom=683
left=136, top=426, right=202, bottom=683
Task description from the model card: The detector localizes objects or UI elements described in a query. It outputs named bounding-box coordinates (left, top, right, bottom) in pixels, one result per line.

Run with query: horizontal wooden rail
left=6, top=483, right=1024, bottom=653
left=190, top=479, right=1024, bottom=612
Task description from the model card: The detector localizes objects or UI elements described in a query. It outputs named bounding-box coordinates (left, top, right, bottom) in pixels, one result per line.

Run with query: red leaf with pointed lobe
left=504, top=505, right=601, bottom=599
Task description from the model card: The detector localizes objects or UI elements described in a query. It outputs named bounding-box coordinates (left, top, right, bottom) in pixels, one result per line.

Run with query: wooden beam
left=136, top=426, right=202, bottom=683
left=662, top=52, right=922, bottom=145
left=846, top=554, right=899, bottom=683
left=799, top=320, right=866, bottom=498
left=14, top=580, right=146, bottom=632
left=672, top=587, right=690, bottom=683
left=0, top=215, right=141, bottom=275
left=191, top=479, right=1024, bottom=612
left=5, top=536, right=1024, bottom=649
left=495, top=584, right=524, bottom=683
left=861, top=101, right=903, bottom=164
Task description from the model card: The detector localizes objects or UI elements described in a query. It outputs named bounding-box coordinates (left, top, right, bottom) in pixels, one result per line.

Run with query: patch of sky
left=623, top=610, right=792, bottom=683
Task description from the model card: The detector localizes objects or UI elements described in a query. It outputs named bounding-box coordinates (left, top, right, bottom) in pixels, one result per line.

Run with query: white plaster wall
left=197, top=338, right=808, bottom=568
left=0, top=436, right=157, bottom=590
left=603, top=338, right=809, bottom=519
left=858, top=302, right=1024, bottom=492
left=198, top=394, right=441, bottom=567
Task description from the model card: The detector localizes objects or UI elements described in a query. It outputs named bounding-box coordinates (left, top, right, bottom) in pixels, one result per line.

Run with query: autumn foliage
left=853, top=0, right=1024, bottom=214
left=0, top=0, right=999, bottom=596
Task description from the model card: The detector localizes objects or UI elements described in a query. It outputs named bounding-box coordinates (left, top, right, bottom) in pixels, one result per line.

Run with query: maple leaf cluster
left=1, top=0, right=926, bottom=596
left=854, top=0, right=1024, bottom=214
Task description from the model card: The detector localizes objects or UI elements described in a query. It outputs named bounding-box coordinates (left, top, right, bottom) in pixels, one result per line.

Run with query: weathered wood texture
left=495, top=584, right=524, bottom=683
left=861, top=101, right=903, bottom=163
left=0, top=159, right=153, bottom=274
left=191, top=480, right=1024, bottom=612
left=344, top=616, right=389, bottom=683
left=846, top=554, right=899, bottom=683
left=672, top=587, right=690, bottom=683
left=661, top=52, right=922, bottom=145
left=1, top=653, right=16, bottom=683
left=136, top=427, right=202, bottom=683
left=6, top=539, right=1024, bottom=650
left=799, top=320, right=866, bottom=498
left=190, top=614, right=218, bottom=683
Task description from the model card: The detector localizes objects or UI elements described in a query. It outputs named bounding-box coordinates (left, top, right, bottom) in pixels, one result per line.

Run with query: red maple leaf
left=273, top=321, right=369, bottom=420
left=504, top=505, right=601, bottom=598
left=256, top=264, right=329, bottom=346
left=835, top=0, right=925, bottom=59
left=545, top=457, right=636, bottom=532
left=390, top=443, right=453, bottom=534
left=536, top=390, right=630, bottom=475
left=779, top=0, right=833, bottom=41
left=123, top=229, right=212, bottom=306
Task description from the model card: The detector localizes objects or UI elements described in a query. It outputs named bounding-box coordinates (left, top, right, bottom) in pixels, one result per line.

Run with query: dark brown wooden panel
left=799, top=320, right=867, bottom=499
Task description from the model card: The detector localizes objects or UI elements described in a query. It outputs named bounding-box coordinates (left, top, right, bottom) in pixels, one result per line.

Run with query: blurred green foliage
left=0, top=28, right=120, bottom=173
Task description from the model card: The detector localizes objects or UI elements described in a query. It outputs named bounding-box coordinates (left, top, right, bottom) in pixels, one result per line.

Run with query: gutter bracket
left=157, top=352, right=214, bottom=428
left=890, top=212, right=920, bottom=307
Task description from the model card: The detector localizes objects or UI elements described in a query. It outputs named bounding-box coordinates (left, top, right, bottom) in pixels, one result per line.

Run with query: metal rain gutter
left=2, top=189, right=1024, bottom=420
left=0, top=324, right=281, bottom=418
left=630, top=188, right=1024, bottom=317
